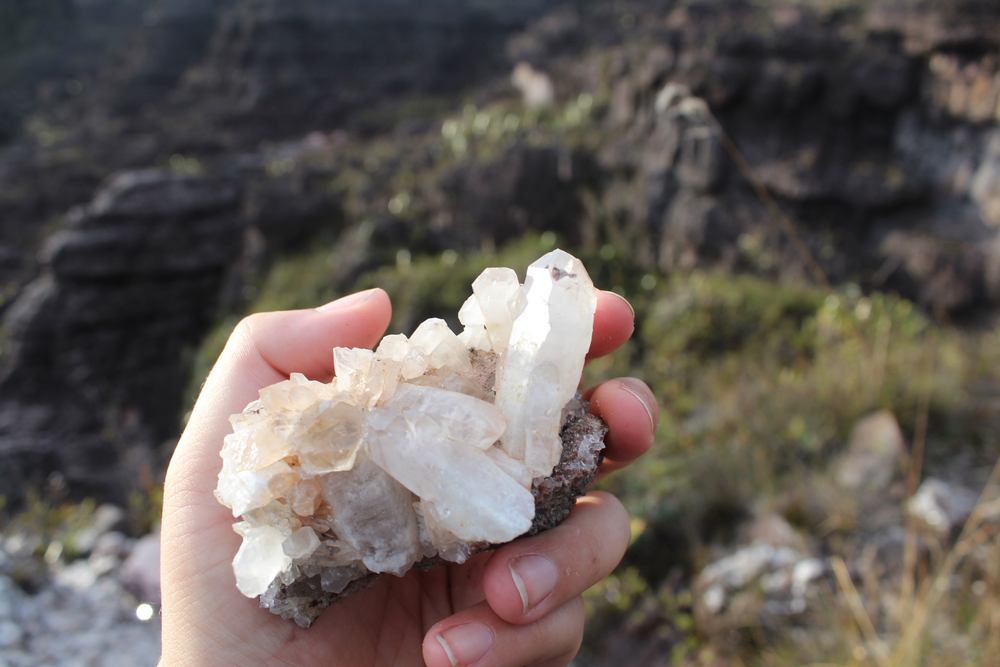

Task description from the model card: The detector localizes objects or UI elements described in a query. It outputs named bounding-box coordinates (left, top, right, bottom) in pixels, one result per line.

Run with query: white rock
left=121, top=533, right=161, bottom=604
left=0, top=619, right=23, bottom=648
left=908, top=477, right=978, bottom=536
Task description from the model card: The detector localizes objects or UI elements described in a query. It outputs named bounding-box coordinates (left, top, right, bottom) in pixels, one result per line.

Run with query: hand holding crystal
left=160, top=281, right=657, bottom=667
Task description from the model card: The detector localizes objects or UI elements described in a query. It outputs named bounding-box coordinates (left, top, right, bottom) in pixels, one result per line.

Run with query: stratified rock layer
left=215, top=250, right=605, bottom=627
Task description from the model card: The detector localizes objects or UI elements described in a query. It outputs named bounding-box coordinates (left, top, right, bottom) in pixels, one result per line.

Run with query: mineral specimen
left=215, top=249, right=608, bottom=627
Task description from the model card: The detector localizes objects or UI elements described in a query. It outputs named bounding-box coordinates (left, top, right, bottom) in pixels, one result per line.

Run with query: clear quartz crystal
left=495, top=250, right=597, bottom=476
left=233, top=525, right=293, bottom=597
left=367, top=399, right=534, bottom=543
left=283, top=526, right=320, bottom=559
left=216, top=249, right=598, bottom=610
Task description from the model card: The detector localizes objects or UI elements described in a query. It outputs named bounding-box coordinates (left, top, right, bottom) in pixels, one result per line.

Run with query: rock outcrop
left=0, top=169, right=244, bottom=502
left=1, top=0, right=1000, bottom=502
left=561, top=0, right=1000, bottom=314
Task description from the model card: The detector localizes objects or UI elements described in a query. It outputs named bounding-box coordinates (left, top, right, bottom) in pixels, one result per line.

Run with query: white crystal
left=217, top=249, right=599, bottom=604
left=458, top=324, right=490, bottom=351
left=375, top=334, right=409, bottom=361
left=458, top=293, right=486, bottom=327
left=321, top=564, right=366, bottom=593
left=485, top=445, right=534, bottom=488
left=334, top=348, right=376, bottom=404
left=283, top=527, right=321, bottom=559
left=367, top=407, right=534, bottom=543
left=216, top=458, right=295, bottom=517
left=281, top=478, right=318, bottom=515
left=223, top=423, right=289, bottom=473
left=234, top=525, right=293, bottom=597
left=415, top=502, right=477, bottom=564
left=409, top=318, right=473, bottom=374
left=469, top=267, right=525, bottom=351
left=495, top=250, right=597, bottom=476
left=319, top=449, right=421, bottom=576
left=385, top=383, right=504, bottom=449
left=293, top=400, right=366, bottom=474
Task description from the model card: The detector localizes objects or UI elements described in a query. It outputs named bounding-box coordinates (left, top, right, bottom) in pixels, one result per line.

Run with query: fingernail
left=316, top=288, right=378, bottom=312
left=619, top=381, right=657, bottom=434
left=508, top=554, right=558, bottom=614
left=605, top=290, right=635, bottom=320
left=435, top=623, right=494, bottom=667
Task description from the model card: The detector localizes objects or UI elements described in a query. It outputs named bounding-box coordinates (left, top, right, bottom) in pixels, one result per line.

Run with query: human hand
left=159, top=287, right=658, bottom=667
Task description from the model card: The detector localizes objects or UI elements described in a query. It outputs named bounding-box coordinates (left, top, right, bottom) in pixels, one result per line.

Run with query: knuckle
left=232, top=312, right=274, bottom=347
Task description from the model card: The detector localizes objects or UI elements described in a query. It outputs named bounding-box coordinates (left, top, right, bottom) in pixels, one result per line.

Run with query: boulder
left=908, top=477, right=979, bottom=538
left=834, top=410, right=907, bottom=497
left=693, top=542, right=827, bottom=642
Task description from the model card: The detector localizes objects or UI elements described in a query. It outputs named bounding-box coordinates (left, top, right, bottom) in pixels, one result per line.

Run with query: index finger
left=586, top=291, right=635, bottom=363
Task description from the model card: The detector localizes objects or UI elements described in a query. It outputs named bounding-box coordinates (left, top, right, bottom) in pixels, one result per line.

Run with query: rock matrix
left=216, top=250, right=606, bottom=627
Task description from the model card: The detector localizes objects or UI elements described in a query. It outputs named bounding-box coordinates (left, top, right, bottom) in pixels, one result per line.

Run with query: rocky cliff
left=0, top=169, right=243, bottom=498
left=1, top=0, right=999, bottom=502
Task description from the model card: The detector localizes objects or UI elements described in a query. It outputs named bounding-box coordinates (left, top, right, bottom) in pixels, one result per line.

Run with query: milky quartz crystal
left=216, top=249, right=607, bottom=627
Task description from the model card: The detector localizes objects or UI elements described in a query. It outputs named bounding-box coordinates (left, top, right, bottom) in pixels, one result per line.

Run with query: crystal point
left=495, top=250, right=597, bottom=476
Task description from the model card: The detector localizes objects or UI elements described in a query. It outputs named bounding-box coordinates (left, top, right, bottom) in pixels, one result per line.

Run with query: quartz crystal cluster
left=216, top=249, right=607, bottom=627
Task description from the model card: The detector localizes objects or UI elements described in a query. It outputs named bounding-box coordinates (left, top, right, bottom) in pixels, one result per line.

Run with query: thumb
left=191, top=288, right=392, bottom=431
left=163, top=288, right=392, bottom=550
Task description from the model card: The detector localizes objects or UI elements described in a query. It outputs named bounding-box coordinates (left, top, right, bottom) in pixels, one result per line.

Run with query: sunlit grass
left=176, top=219, right=1000, bottom=666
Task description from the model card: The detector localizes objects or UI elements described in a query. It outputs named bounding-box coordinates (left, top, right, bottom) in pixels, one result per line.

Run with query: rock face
left=0, top=169, right=244, bottom=502
left=568, top=0, right=1000, bottom=314
left=1, top=0, right=1000, bottom=505
left=442, top=146, right=597, bottom=247
left=215, top=250, right=605, bottom=627
left=170, top=0, right=564, bottom=143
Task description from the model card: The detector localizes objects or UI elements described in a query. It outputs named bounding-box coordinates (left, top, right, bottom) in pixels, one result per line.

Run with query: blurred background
left=1, top=0, right=1000, bottom=665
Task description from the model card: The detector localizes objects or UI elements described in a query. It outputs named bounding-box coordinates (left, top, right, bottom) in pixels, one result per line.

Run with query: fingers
left=484, top=493, right=630, bottom=624
left=586, top=290, right=634, bottom=362
left=582, top=377, right=658, bottom=480
left=256, top=288, right=393, bottom=381
left=423, top=597, right=584, bottom=667
left=423, top=494, right=629, bottom=665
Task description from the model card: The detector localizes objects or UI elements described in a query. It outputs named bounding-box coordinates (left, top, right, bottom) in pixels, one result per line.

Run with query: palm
left=173, top=516, right=491, bottom=666
left=300, top=563, right=486, bottom=666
